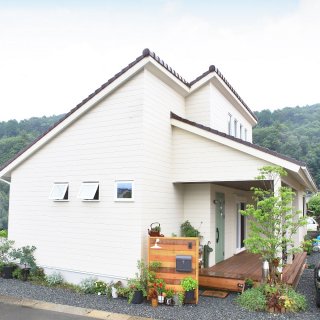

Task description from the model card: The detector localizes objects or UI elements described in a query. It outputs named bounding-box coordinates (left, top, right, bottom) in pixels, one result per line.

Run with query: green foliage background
left=254, top=103, right=320, bottom=186
left=0, top=115, right=61, bottom=229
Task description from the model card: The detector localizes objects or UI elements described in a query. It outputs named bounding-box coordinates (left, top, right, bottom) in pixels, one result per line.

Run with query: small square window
left=115, top=181, right=134, bottom=201
left=78, top=182, right=99, bottom=201
left=49, top=183, right=69, bottom=201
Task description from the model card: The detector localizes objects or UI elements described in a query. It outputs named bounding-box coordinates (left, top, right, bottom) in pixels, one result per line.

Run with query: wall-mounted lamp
left=151, top=238, right=161, bottom=249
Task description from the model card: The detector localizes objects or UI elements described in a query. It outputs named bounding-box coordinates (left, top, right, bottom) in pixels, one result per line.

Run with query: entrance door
left=215, top=192, right=225, bottom=263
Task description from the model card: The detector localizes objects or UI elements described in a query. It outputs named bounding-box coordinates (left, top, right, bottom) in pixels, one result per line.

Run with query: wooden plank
left=148, top=237, right=199, bottom=304
left=199, top=276, right=244, bottom=292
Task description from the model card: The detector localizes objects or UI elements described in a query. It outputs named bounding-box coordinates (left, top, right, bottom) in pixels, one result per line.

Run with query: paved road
left=0, top=302, right=94, bottom=320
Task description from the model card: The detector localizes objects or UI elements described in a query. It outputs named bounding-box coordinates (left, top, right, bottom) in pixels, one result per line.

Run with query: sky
left=0, top=0, right=320, bottom=121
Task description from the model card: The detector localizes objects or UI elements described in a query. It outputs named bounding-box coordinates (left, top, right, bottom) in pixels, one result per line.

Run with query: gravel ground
left=0, top=253, right=319, bottom=320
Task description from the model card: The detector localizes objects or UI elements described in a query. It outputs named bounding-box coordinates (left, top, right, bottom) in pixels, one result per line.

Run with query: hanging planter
left=148, top=222, right=163, bottom=237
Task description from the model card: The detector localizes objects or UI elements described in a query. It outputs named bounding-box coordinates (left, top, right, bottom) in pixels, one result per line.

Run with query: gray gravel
left=0, top=253, right=319, bottom=320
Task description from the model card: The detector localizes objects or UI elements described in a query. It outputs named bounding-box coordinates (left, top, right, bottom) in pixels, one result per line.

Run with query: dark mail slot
left=176, top=255, right=192, bottom=272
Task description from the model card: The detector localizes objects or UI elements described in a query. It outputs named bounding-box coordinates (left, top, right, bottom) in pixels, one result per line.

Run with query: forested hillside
left=254, top=103, right=320, bottom=186
left=0, top=103, right=320, bottom=230
left=0, top=115, right=61, bottom=229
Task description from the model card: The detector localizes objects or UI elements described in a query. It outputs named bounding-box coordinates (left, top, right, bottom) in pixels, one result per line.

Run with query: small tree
left=307, top=193, right=320, bottom=216
left=241, top=166, right=306, bottom=284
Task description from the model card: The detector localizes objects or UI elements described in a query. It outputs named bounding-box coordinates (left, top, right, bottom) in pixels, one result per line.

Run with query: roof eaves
left=190, top=65, right=257, bottom=122
left=170, top=112, right=304, bottom=167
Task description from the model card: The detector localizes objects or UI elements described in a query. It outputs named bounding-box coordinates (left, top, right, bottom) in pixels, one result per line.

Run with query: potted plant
left=165, top=288, right=174, bottom=305
left=148, top=222, right=161, bottom=237
left=244, top=278, right=254, bottom=290
left=0, top=238, right=16, bottom=279
left=154, top=278, right=166, bottom=303
left=181, top=277, right=198, bottom=303
left=11, top=245, right=37, bottom=281
left=127, top=278, right=145, bottom=304
left=147, top=287, right=158, bottom=307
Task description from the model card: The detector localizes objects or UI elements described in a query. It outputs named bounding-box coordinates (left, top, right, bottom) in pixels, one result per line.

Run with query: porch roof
left=171, top=113, right=317, bottom=193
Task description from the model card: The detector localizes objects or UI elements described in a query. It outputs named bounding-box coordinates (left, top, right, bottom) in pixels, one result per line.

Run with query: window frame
left=49, top=182, right=69, bottom=201
left=78, top=181, right=100, bottom=201
left=228, top=113, right=232, bottom=135
left=234, top=119, right=238, bottom=137
left=114, top=180, right=134, bottom=202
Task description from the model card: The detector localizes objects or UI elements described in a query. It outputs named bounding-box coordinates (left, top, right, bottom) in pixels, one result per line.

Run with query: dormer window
left=234, top=119, right=238, bottom=138
left=228, top=114, right=232, bottom=135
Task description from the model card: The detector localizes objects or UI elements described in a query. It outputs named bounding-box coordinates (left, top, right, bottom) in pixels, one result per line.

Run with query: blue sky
left=0, top=0, right=319, bottom=120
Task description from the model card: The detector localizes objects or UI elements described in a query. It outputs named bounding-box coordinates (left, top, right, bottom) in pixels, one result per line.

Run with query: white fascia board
left=145, top=58, right=190, bottom=96
left=171, top=118, right=300, bottom=173
left=301, top=167, right=318, bottom=193
left=0, top=58, right=150, bottom=179
left=189, top=73, right=257, bottom=126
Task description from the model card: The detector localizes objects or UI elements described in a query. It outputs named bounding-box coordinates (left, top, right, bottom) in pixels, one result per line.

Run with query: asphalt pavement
left=0, top=302, right=96, bottom=320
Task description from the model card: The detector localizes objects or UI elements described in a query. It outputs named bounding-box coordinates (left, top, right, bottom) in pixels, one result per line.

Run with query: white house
left=0, top=49, right=317, bottom=284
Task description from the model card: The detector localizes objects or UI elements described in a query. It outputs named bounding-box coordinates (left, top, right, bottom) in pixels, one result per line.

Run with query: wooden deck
left=199, top=251, right=307, bottom=292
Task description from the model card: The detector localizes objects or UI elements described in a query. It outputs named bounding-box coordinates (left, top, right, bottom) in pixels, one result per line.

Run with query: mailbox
left=176, top=255, right=192, bottom=272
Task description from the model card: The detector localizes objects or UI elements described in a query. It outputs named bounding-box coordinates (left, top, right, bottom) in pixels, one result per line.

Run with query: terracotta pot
left=151, top=298, right=158, bottom=307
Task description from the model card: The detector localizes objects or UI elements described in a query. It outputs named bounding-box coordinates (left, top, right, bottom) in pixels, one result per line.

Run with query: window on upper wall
left=240, top=124, right=243, bottom=139
left=244, top=128, right=248, bottom=141
left=115, top=180, right=134, bottom=201
left=228, top=113, right=232, bottom=135
left=78, top=182, right=99, bottom=201
left=234, top=119, right=238, bottom=137
left=49, top=182, right=69, bottom=201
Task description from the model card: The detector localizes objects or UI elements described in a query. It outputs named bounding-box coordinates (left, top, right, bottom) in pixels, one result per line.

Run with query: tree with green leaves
left=308, top=193, right=320, bottom=217
left=241, top=166, right=306, bottom=284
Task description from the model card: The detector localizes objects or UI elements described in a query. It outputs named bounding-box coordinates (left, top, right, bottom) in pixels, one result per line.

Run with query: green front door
left=215, top=192, right=225, bottom=263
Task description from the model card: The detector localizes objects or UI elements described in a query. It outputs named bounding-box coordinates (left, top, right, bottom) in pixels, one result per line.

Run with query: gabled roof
left=170, top=112, right=317, bottom=192
left=0, top=48, right=257, bottom=178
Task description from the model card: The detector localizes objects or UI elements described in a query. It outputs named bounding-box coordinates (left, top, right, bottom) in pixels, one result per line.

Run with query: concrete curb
left=0, top=294, right=152, bottom=320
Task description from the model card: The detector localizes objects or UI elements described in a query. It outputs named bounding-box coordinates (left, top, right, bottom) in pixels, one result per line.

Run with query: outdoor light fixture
left=151, top=238, right=161, bottom=249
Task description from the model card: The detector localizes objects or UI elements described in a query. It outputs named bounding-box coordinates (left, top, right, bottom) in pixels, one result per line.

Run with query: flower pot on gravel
left=21, top=267, right=30, bottom=281
left=131, top=290, right=144, bottom=304
left=184, top=290, right=195, bottom=303
left=158, top=295, right=164, bottom=304
left=2, top=265, right=15, bottom=279
left=151, top=298, right=158, bottom=307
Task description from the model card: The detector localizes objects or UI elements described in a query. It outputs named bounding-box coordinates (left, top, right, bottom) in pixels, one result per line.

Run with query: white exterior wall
left=185, top=84, right=210, bottom=127
left=210, top=83, right=253, bottom=142
left=183, top=183, right=251, bottom=267
left=8, top=72, right=145, bottom=283
left=173, top=127, right=268, bottom=183
left=140, top=70, right=185, bottom=257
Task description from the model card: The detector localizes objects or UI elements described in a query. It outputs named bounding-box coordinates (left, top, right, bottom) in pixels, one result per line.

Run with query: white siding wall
left=210, top=83, right=253, bottom=142
left=8, top=72, right=145, bottom=283
left=185, top=84, right=210, bottom=127
left=141, top=70, right=186, bottom=257
left=173, top=127, right=268, bottom=183
left=183, top=183, right=251, bottom=267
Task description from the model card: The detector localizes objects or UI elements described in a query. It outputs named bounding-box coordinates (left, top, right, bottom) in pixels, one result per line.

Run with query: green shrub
left=308, top=194, right=320, bottom=216
left=0, top=230, right=8, bottom=238
left=12, top=267, right=23, bottom=280
left=45, top=272, right=64, bottom=286
left=284, top=287, right=307, bottom=312
left=180, top=221, right=201, bottom=237
left=79, top=277, right=98, bottom=294
left=236, top=287, right=267, bottom=311
left=94, top=280, right=108, bottom=295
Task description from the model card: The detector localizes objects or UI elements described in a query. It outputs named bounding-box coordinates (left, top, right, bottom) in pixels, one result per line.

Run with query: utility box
left=176, top=255, right=192, bottom=272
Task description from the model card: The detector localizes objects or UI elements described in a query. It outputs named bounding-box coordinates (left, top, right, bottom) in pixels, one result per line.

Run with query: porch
left=199, top=250, right=307, bottom=292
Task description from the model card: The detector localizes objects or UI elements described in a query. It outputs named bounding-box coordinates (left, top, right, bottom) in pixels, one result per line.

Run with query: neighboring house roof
left=0, top=48, right=257, bottom=177
left=170, top=112, right=317, bottom=192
